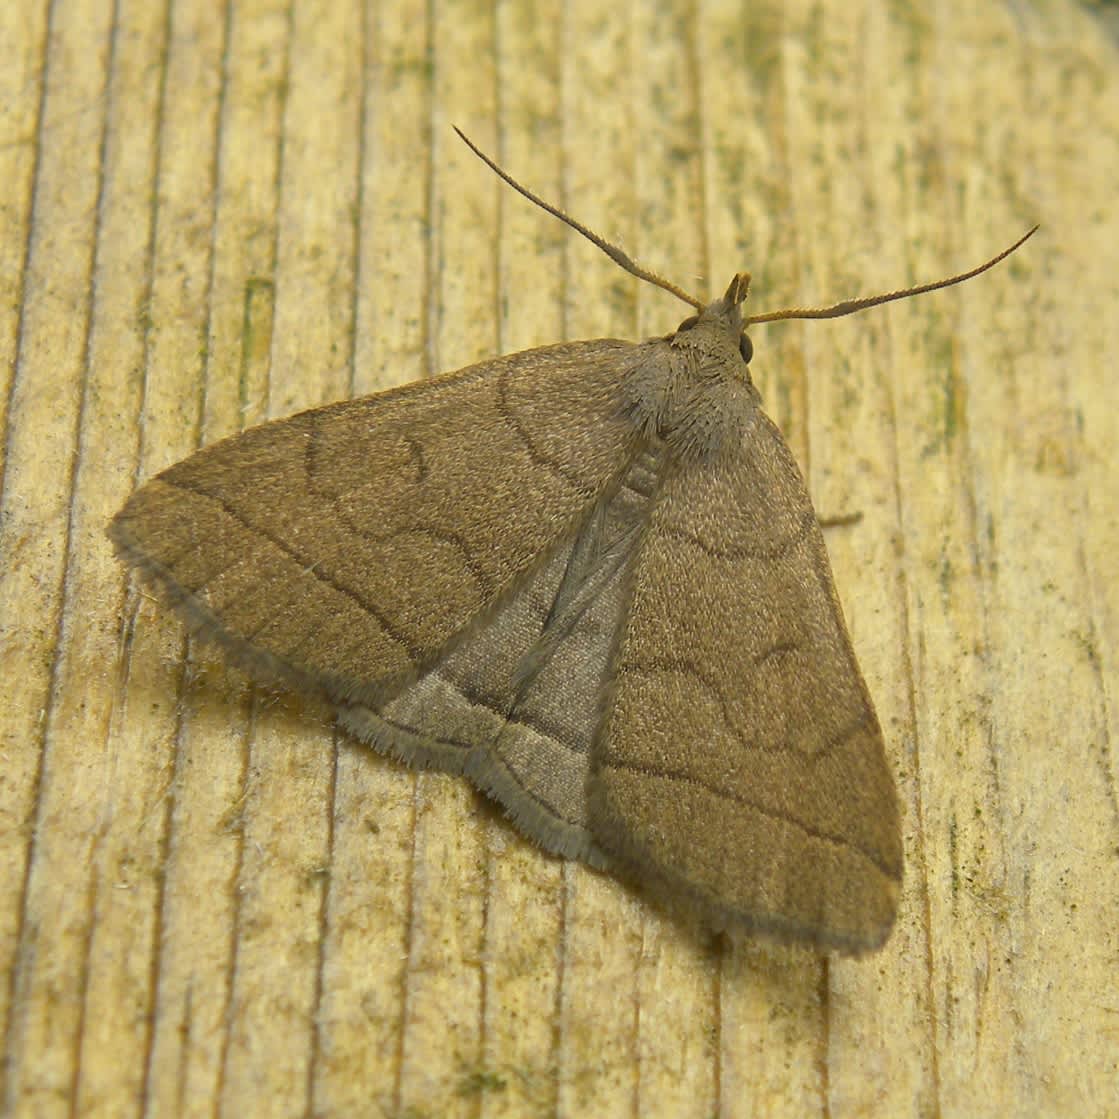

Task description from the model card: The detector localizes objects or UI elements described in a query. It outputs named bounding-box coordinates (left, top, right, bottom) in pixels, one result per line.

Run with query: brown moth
left=110, top=129, right=1035, bottom=954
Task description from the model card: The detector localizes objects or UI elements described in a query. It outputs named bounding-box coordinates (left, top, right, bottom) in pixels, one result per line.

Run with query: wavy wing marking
left=111, top=341, right=641, bottom=702
left=340, top=448, right=663, bottom=864
left=591, top=414, right=902, bottom=953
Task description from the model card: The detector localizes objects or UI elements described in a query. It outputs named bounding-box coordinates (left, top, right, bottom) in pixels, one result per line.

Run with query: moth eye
left=738, top=333, right=754, bottom=365
left=675, top=314, right=699, bottom=333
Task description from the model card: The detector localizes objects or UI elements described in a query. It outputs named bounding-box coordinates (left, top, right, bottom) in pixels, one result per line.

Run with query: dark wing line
left=160, top=476, right=420, bottom=660
left=612, top=658, right=872, bottom=764
left=495, top=361, right=605, bottom=496
left=659, top=509, right=816, bottom=561
left=598, top=756, right=898, bottom=880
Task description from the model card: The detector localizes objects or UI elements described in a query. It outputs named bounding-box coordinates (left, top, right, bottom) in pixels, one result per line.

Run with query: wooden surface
left=1, top=1, right=1116, bottom=1116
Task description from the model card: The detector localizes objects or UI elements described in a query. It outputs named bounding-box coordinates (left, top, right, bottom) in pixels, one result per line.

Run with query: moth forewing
left=110, top=341, right=642, bottom=702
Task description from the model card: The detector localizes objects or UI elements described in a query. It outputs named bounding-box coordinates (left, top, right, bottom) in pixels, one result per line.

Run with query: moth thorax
left=623, top=346, right=760, bottom=461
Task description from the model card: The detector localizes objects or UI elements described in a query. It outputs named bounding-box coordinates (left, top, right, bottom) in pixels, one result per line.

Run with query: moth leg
left=816, top=510, right=862, bottom=529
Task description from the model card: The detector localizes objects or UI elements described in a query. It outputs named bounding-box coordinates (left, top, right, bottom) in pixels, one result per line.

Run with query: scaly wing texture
left=591, top=414, right=903, bottom=953
left=110, top=341, right=642, bottom=703
left=341, top=448, right=662, bottom=864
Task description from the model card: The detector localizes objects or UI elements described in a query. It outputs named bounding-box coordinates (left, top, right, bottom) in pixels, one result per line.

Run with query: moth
left=111, top=129, right=1034, bottom=954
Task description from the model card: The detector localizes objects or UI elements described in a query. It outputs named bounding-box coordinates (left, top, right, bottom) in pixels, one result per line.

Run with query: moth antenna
left=454, top=126, right=705, bottom=311
left=746, top=225, right=1038, bottom=325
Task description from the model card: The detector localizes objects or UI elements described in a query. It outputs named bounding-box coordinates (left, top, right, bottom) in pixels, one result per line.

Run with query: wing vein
left=658, top=509, right=816, bottom=561
left=599, top=758, right=896, bottom=879
left=160, top=477, right=420, bottom=660
left=615, top=659, right=871, bottom=762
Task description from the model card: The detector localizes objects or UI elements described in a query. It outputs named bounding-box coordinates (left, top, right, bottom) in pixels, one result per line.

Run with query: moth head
left=671, top=271, right=755, bottom=367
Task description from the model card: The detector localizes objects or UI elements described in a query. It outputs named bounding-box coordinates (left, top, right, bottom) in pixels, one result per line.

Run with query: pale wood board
left=1, top=1, right=1116, bottom=1116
